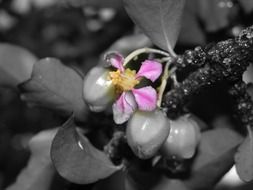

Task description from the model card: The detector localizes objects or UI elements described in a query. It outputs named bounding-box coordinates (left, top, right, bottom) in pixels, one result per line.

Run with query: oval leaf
left=184, top=128, right=243, bottom=189
left=0, top=43, right=37, bottom=88
left=235, top=128, right=253, bottom=182
left=51, top=116, right=121, bottom=184
left=123, top=0, right=185, bottom=53
left=19, top=58, right=87, bottom=121
left=6, top=128, right=57, bottom=190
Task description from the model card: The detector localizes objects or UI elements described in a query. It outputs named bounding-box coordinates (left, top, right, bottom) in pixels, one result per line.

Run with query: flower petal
left=136, top=60, right=162, bottom=82
left=112, top=92, right=137, bottom=124
left=105, top=52, right=124, bottom=72
left=132, top=86, right=157, bottom=111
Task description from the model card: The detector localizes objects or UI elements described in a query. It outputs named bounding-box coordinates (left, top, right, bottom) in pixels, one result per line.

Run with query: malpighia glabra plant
left=84, top=52, right=163, bottom=124
left=83, top=49, right=201, bottom=160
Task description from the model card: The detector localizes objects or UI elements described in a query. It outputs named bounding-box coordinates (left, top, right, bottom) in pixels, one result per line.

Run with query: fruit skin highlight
left=126, top=110, right=170, bottom=159
left=83, top=67, right=115, bottom=112
left=161, top=114, right=201, bottom=159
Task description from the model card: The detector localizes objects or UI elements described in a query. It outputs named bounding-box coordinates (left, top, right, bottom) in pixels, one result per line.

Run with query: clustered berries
left=83, top=50, right=201, bottom=160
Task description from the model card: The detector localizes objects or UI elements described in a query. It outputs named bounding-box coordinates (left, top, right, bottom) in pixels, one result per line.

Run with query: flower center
left=109, top=69, right=140, bottom=92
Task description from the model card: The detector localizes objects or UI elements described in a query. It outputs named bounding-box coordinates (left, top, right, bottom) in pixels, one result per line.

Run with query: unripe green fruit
left=161, top=114, right=201, bottom=159
left=83, top=67, right=115, bottom=112
left=126, top=110, right=170, bottom=159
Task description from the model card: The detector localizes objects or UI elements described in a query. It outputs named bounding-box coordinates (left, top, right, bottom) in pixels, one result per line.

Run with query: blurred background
left=1, top=0, right=253, bottom=189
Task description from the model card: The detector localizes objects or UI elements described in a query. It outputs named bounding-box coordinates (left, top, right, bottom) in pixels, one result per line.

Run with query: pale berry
left=83, top=67, right=115, bottom=112
left=161, top=114, right=201, bottom=159
left=126, top=110, right=170, bottom=159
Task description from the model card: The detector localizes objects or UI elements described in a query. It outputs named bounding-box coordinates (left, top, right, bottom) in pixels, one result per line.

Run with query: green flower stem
left=123, top=47, right=171, bottom=66
left=157, top=62, right=177, bottom=107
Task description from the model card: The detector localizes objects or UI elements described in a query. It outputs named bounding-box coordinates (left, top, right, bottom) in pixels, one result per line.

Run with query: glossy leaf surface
left=123, top=0, right=185, bottom=53
left=20, top=58, right=87, bottom=121
left=51, top=116, right=121, bottom=184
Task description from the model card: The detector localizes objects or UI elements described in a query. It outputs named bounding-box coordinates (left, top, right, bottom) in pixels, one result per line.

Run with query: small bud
left=161, top=114, right=201, bottom=159
left=83, top=67, right=115, bottom=112
left=126, top=110, right=170, bottom=159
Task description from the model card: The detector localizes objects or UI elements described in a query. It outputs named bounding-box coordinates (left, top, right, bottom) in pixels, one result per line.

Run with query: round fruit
left=161, top=114, right=201, bottom=159
left=83, top=67, right=115, bottom=112
left=126, top=110, right=170, bottom=159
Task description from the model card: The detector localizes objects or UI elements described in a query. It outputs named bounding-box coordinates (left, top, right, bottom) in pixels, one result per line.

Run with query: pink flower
left=106, top=53, right=162, bottom=124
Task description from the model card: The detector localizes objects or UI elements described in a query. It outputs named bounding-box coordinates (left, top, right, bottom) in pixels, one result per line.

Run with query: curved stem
left=123, top=47, right=171, bottom=66
left=157, top=65, right=177, bottom=107
left=157, top=61, right=170, bottom=107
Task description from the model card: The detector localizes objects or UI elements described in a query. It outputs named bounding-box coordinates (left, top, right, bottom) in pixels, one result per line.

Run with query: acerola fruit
left=83, top=67, right=115, bottom=112
left=126, top=110, right=170, bottom=159
left=161, top=114, right=201, bottom=159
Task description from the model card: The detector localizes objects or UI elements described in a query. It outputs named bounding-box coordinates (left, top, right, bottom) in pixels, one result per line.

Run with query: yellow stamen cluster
left=109, top=68, right=140, bottom=93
